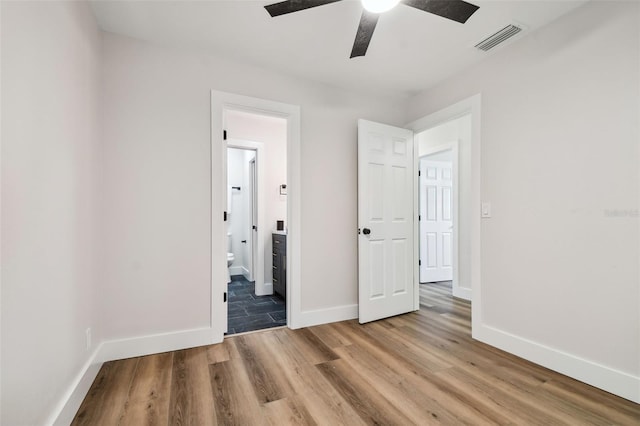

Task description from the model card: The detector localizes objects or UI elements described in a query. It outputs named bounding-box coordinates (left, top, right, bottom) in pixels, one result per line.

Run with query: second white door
left=420, top=158, right=453, bottom=282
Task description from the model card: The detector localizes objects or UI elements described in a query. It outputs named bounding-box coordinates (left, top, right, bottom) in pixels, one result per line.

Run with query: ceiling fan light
left=361, top=0, right=400, bottom=14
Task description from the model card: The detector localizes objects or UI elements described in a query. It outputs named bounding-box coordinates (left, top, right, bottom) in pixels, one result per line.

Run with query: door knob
left=362, top=228, right=371, bottom=235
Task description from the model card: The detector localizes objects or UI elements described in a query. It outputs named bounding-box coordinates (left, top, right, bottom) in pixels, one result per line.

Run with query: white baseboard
left=96, top=326, right=218, bottom=363
left=296, top=304, right=358, bottom=328
left=241, top=266, right=251, bottom=281
left=255, top=281, right=273, bottom=296
left=229, top=266, right=243, bottom=276
left=452, top=286, right=471, bottom=301
left=49, top=349, right=102, bottom=426
left=474, top=323, right=640, bottom=403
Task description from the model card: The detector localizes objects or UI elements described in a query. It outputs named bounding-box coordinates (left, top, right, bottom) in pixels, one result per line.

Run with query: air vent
left=475, top=24, right=523, bottom=51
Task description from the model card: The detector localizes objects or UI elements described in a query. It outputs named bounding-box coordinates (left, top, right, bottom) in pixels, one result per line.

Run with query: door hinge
left=419, top=215, right=421, bottom=221
left=224, top=211, right=228, bottom=221
left=419, top=260, right=422, bottom=266
left=223, top=130, right=227, bottom=140
left=418, top=170, right=421, bottom=176
left=223, top=292, right=227, bottom=303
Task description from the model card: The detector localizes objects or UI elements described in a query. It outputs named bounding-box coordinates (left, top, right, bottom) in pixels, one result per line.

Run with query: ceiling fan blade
left=402, top=0, right=479, bottom=24
left=350, top=10, right=379, bottom=58
left=264, top=0, right=342, bottom=17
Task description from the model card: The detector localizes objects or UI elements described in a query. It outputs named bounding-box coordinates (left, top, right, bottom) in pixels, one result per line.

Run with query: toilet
left=227, top=232, right=234, bottom=282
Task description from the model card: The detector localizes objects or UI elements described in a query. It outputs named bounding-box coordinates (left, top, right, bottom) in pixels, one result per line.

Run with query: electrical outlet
left=85, top=328, right=91, bottom=351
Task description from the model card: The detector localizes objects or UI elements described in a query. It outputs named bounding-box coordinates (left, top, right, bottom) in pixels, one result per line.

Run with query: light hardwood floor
left=73, top=282, right=640, bottom=425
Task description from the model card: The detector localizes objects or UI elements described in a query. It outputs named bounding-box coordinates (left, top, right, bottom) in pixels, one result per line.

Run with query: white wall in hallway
left=423, top=149, right=452, bottom=162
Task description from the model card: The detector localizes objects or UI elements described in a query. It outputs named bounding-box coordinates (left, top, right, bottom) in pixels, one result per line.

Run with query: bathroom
left=225, top=110, right=288, bottom=335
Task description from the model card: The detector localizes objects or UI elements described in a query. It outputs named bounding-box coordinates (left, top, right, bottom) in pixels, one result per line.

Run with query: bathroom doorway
left=224, top=109, right=288, bottom=335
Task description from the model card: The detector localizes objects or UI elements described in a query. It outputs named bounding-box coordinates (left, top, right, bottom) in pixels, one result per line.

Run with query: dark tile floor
left=226, top=275, right=286, bottom=335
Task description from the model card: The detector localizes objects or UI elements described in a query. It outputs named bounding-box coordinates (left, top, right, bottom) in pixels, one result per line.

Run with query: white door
left=358, top=119, right=415, bottom=323
left=419, top=159, right=453, bottom=282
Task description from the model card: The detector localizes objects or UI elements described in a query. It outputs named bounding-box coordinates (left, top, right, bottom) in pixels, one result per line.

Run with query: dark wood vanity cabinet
left=272, top=233, right=286, bottom=301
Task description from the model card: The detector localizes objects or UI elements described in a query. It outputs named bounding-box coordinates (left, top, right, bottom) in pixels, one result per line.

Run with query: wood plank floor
left=73, top=282, right=640, bottom=425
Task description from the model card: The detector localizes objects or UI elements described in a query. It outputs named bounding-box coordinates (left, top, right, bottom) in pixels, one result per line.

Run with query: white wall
left=1, top=1, right=102, bottom=424
left=226, top=110, right=287, bottom=288
left=100, top=31, right=406, bottom=343
left=418, top=115, right=472, bottom=297
left=422, top=149, right=452, bottom=162
left=407, top=0, right=639, bottom=401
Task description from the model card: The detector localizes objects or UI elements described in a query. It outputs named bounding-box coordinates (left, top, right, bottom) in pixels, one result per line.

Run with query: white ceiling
left=90, top=0, right=588, bottom=98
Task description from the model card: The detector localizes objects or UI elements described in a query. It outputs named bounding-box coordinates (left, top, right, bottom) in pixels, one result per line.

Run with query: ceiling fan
left=264, top=0, right=480, bottom=58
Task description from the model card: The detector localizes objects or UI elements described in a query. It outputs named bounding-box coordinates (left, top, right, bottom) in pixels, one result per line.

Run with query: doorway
left=224, top=110, right=288, bottom=335
left=419, top=147, right=455, bottom=283
left=211, top=91, right=301, bottom=341
left=357, top=95, right=480, bottom=327
left=413, top=112, right=472, bottom=303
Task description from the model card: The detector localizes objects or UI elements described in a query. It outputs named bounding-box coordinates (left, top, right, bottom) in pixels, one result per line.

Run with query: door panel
left=358, top=120, right=415, bottom=324
left=442, top=186, right=452, bottom=220
left=369, top=241, right=385, bottom=298
left=427, top=186, right=437, bottom=220
left=442, top=232, right=452, bottom=267
left=368, top=164, right=385, bottom=220
left=392, top=239, right=409, bottom=294
left=426, top=233, right=437, bottom=268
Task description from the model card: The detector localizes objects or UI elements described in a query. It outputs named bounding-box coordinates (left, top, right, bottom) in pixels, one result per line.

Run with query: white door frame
left=406, top=94, right=481, bottom=332
left=249, top=157, right=257, bottom=282
left=420, top=142, right=463, bottom=298
left=211, top=90, right=301, bottom=341
left=226, top=140, right=265, bottom=295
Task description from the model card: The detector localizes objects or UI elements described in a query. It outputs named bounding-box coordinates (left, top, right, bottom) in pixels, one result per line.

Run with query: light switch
left=481, top=202, right=492, bottom=218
